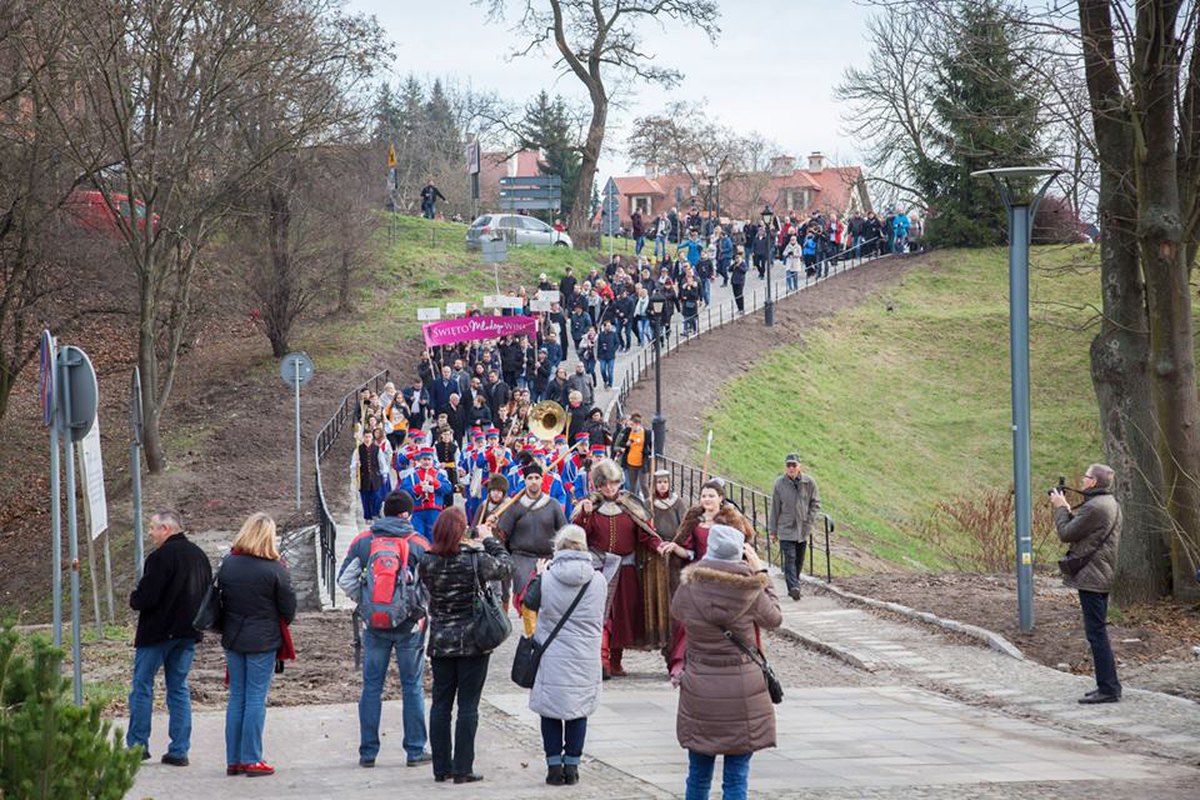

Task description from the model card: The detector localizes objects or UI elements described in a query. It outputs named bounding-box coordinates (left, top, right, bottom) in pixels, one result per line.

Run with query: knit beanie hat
left=704, top=524, right=744, bottom=563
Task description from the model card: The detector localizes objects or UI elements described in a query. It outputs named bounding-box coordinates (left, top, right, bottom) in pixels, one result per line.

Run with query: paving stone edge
left=797, top=574, right=1028, bottom=660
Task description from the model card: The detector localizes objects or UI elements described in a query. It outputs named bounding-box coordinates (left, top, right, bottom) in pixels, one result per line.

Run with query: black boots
left=563, top=764, right=579, bottom=785
left=546, top=764, right=565, bottom=785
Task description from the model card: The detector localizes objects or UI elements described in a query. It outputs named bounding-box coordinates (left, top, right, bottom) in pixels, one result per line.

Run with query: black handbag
left=722, top=627, right=784, bottom=705
left=192, top=576, right=222, bottom=631
left=511, top=581, right=590, bottom=689
left=469, top=552, right=511, bottom=652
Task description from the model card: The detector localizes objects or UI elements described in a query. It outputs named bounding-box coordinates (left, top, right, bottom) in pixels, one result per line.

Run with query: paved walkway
left=126, top=572, right=1200, bottom=799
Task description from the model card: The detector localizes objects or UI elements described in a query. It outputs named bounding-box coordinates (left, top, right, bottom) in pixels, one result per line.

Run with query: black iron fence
left=604, top=238, right=884, bottom=424
left=313, top=369, right=390, bottom=606
left=657, top=455, right=833, bottom=582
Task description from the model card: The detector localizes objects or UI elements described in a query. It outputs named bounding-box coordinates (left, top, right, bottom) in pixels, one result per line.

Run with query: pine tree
left=0, top=628, right=140, bottom=798
left=917, top=0, right=1046, bottom=247
left=519, top=91, right=582, bottom=218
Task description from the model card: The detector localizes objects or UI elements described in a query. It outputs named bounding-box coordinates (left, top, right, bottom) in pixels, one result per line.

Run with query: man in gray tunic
left=497, top=461, right=567, bottom=634
left=770, top=452, right=821, bottom=600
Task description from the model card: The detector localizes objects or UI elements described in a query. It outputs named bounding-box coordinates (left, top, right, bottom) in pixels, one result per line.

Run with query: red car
left=64, top=189, right=160, bottom=237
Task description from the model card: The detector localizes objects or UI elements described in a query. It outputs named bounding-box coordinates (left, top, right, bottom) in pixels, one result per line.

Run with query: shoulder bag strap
left=722, top=628, right=767, bottom=668
left=537, top=582, right=591, bottom=651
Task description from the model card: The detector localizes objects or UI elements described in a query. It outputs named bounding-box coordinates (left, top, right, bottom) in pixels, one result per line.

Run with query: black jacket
left=130, top=533, right=213, bottom=647
left=216, top=554, right=297, bottom=654
left=730, top=258, right=749, bottom=286
left=420, top=537, right=512, bottom=658
left=487, top=379, right=512, bottom=418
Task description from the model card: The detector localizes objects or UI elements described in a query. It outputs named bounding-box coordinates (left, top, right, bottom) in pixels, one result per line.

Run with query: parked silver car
left=466, top=213, right=573, bottom=249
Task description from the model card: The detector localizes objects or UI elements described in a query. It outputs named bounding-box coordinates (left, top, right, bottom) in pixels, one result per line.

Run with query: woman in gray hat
left=671, top=524, right=781, bottom=800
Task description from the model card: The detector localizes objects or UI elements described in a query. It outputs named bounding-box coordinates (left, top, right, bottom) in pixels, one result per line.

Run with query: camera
left=1046, top=476, right=1067, bottom=496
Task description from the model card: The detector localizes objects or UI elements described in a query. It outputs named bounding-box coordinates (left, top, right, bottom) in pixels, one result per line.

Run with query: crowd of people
left=120, top=247, right=835, bottom=799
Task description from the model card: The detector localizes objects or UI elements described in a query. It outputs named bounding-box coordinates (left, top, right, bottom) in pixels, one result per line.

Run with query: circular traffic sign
left=58, top=345, right=98, bottom=443
left=280, top=352, right=315, bottom=386
left=40, top=330, right=56, bottom=428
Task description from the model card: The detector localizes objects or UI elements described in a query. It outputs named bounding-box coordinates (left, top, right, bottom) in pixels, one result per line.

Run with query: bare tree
left=41, top=0, right=381, bottom=472
left=482, top=0, right=720, bottom=239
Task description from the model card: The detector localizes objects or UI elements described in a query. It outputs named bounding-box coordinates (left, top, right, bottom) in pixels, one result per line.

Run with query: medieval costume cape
left=575, top=491, right=671, bottom=651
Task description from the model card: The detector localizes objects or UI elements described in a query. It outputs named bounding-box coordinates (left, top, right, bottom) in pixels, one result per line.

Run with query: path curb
left=773, top=625, right=879, bottom=673
left=799, top=574, right=1028, bottom=661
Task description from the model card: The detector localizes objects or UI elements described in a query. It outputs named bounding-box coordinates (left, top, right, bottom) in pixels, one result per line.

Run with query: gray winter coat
left=1054, top=489, right=1121, bottom=593
left=526, top=549, right=606, bottom=720
left=770, top=473, right=821, bottom=543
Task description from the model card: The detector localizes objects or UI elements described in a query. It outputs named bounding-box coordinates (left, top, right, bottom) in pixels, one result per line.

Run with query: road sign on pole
left=130, top=368, right=145, bottom=581
left=280, top=352, right=314, bottom=511
left=43, top=331, right=63, bottom=647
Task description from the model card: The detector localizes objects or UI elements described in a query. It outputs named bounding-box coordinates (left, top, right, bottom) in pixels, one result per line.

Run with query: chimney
left=644, top=162, right=659, bottom=179
left=769, top=155, right=795, bottom=177
left=808, top=151, right=826, bottom=172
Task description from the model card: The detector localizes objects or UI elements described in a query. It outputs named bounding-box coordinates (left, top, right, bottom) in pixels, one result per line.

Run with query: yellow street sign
left=387, top=143, right=397, bottom=167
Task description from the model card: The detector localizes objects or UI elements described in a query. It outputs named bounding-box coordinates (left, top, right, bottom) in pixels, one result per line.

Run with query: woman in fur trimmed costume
left=662, top=479, right=755, bottom=678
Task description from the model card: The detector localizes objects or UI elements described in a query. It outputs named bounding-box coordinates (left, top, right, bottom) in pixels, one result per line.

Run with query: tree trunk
left=1134, top=0, right=1200, bottom=600
left=1079, top=0, right=1173, bottom=603
left=138, top=291, right=166, bottom=472
left=569, top=88, right=607, bottom=244
left=337, top=250, right=353, bottom=313
left=266, top=183, right=292, bottom=358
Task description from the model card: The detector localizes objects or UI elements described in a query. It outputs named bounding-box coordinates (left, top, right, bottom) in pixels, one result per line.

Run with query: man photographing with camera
left=1049, top=463, right=1122, bottom=704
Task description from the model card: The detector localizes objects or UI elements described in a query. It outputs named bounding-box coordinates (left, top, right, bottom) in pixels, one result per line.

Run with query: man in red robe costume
left=573, top=458, right=672, bottom=678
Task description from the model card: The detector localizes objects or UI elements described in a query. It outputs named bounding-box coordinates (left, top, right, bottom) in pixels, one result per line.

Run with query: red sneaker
left=242, top=761, right=275, bottom=777
left=226, top=764, right=244, bottom=776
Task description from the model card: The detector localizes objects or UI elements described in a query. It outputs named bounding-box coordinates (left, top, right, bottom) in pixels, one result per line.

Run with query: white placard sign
left=445, top=302, right=468, bottom=315
left=536, top=289, right=560, bottom=304
left=417, top=307, right=441, bottom=321
left=530, top=299, right=553, bottom=312
left=79, top=418, right=108, bottom=540
left=483, top=295, right=525, bottom=309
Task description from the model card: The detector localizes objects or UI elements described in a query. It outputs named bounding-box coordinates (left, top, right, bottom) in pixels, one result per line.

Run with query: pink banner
left=422, top=314, right=538, bottom=347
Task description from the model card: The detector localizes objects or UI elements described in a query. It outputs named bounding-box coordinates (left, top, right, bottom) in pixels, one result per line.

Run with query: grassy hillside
left=303, top=214, right=602, bottom=371
left=701, top=246, right=1112, bottom=572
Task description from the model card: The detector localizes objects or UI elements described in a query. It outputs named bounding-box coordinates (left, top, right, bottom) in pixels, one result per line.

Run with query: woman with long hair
left=419, top=507, right=512, bottom=784
left=217, top=513, right=297, bottom=777
left=664, top=480, right=754, bottom=679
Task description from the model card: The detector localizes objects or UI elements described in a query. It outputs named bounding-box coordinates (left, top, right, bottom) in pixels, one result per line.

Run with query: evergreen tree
left=519, top=91, right=582, bottom=218
left=425, top=79, right=461, bottom=161
left=0, top=628, right=141, bottom=798
left=917, top=0, right=1045, bottom=247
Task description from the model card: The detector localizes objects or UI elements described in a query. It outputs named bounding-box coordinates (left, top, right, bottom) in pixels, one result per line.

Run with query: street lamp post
left=972, top=166, right=1061, bottom=634
left=649, top=292, right=667, bottom=459
left=762, top=204, right=776, bottom=326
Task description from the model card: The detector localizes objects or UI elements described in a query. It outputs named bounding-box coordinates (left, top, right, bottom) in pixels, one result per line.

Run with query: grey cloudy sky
left=347, top=0, right=876, bottom=180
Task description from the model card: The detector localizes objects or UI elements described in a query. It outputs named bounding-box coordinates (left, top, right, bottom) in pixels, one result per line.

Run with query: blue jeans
left=599, top=358, right=615, bottom=387
left=638, top=318, right=651, bottom=344
left=225, top=650, right=276, bottom=766
left=701, top=278, right=711, bottom=306
left=540, top=717, right=588, bottom=765
left=635, top=235, right=645, bottom=255
left=1079, top=590, right=1121, bottom=696
left=126, top=639, right=196, bottom=757
left=686, top=750, right=752, bottom=800
left=786, top=270, right=799, bottom=292
left=360, top=626, right=427, bottom=762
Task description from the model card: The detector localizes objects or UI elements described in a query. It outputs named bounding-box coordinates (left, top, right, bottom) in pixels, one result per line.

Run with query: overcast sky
left=347, top=1, right=876, bottom=180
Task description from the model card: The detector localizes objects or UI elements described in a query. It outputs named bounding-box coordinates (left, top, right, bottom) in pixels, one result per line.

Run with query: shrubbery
left=0, top=627, right=140, bottom=799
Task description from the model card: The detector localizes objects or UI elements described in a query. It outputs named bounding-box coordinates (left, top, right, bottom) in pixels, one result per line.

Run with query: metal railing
left=313, top=368, right=390, bottom=606
left=656, top=455, right=833, bottom=582
left=604, top=238, right=884, bottom=424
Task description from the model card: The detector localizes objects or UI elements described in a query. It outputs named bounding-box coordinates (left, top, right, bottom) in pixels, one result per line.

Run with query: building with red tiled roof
left=609, top=152, right=871, bottom=227
left=478, top=149, right=546, bottom=210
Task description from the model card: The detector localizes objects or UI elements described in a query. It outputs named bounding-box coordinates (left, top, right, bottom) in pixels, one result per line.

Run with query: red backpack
left=362, top=536, right=427, bottom=630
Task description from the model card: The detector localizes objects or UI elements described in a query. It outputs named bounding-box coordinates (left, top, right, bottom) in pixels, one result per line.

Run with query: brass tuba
left=527, top=400, right=567, bottom=441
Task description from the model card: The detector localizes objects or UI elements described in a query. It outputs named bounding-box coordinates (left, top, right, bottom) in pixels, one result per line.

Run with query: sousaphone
left=527, top=400, right=567, bottom=441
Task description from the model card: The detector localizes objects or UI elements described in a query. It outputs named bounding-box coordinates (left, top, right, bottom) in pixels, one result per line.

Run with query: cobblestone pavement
left=127, top=590, right=1198, bottom=798
left=787, top=576, right=1200, bottom=765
